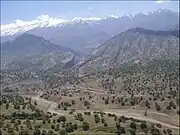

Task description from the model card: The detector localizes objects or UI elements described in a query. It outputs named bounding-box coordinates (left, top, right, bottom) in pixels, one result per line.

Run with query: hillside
left=79, top=28, right=179, bottom=72
left=1, top=33, right=80, bottom=75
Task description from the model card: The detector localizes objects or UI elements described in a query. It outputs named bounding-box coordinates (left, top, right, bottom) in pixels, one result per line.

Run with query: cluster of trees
left=50, top=119, right=89, bottom=134
left=58, top=101, right=72, bottom=111
left=5, top=109, right=51, bottom=120
left=75, top=113, right=84, bottom=121
left=101, top=78, right=116, bottom=91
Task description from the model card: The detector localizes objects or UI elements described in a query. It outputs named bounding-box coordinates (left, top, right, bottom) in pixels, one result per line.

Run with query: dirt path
left=30, top=91, right=65, bottom=115
left=28, top=91, right=179, bottom=130
left=103, top=110, right=179, bottom=129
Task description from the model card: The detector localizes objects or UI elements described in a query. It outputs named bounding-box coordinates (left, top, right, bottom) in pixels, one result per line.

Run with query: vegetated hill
left=1, top=33, right=80, bottom=74
left=79, top=28, right=179, bottom=72
left=1, top=9, right=179, bottom=53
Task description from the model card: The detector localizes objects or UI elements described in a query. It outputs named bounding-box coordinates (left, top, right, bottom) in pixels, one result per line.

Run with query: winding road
left=29, top=91, right=179, bottom=130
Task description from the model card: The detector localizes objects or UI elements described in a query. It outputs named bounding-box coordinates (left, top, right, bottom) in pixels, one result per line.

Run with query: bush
left=129, top=129, right=136, bottom=135
left=163, top=129, right=166, bottom=134
left=82, top=122, right=89, bottom=131
left=73, top=123, right=78, bottom=130
left=62, top=122, right=65, bottom=127
left=54, top=124, right=60, bottom=131
left=33, top=128, right=41, bottom=135
left=57, top=116, right=66, bottom=123
left=169, top=101, right=176, bottom=109
left=155, top=103, right=161, bottom=112
left=34, top=101, right=37, bottom=106
left=69, top=109, right=75, bottom=114
left=100, top=111, right=104, bottom=117
left=107, top=113, right=116, bottom=117
left=116, top=122, right=120, bottom=130
left=111, top=99, right=114, bottom=103
left=59, top=128, right=67, bottom=135
left=84, top=100, right=89, bottom=106
left=145, top=100, right=150, bottom=108
left=84, top=112, right=91, bottom=115
left=75, top=113, right=84, bottom=121
left=114, top=116, right=118, bottom=121
left=41, top=130, right=47, bottom=135
left=42, top=120, right=46, bottom=124
left=22, top=105, right=26, bottom=109
left=63, top=106, right=67, bottom=111
left=104, top=122, right=107, bottom=127
left=119, top=115, right=126, bottom=123
left=141, top=122, right=147, bottom=130
left=71, top=100, right=75, bottom=105
left=150, top=126, right=160, bottom=135
left=14, top=104, right=20, bottom=109
left=47, top=119, right=51, bottom=123
left=94, top=116, right=100, bottom=123
left=105, top=99, right=109, bottom=105
left=79, top=117, right=84, bottom=121
left=130, top=98, right=136, bottom=106
left=101, top=118, right=105, bottom=123
left=156, top=123, right=162, bottom=128
left=119, top=126, right=126, bottom=133
left=51, top=124, right=55, bottom=130
left=130, top=121, right=136, bottom=130
left=65, top=124, right=74, bottom=133
left=167, top=129, right=172, bottom=135
left=166, top=105, right=171, bottom=110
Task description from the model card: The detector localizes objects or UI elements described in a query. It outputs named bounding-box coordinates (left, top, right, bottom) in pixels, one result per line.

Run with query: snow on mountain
left=71, top=17, right=102, bottom=22
left=1, top=9, right=178, bottom=37
left=1, top=15, right=68, bottom=36
left=1, top=13, right=126, bottom=36
left=1, top=15, right=106, bottom=36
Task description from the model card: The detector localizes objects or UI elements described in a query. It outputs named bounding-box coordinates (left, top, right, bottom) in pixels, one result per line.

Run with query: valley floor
left=23, top=91, right=179, bottom=132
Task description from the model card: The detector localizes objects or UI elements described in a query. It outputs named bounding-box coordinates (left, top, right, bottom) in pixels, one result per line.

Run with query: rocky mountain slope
left=27, top=26, right=111, bottom=53
left=1, top=33, right=80, bottom=74
left=1, top=9, right=179, bottom=52
left=78, top=28, right=179, bottom=72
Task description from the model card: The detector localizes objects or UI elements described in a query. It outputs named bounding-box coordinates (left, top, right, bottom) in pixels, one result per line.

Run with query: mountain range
left=1, top=9, right=179, bottom=53
left=0, top=8, right=179, bottom=76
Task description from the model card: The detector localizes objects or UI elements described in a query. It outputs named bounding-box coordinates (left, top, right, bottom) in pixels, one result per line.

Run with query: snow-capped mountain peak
left=71, top=17, right=102, bottom=22
left=109, top=15, right=119, bottom=19
left=1, top=14, right=70, bottom=36
left=69, top=17, right=102, bottom=25
left=1, top=15, right=104, bottom=36
left=0, top=9, right=177, bottom=36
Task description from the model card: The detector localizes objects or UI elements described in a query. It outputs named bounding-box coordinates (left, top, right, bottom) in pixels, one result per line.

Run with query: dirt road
left=28, top=91, right=179, bottom=130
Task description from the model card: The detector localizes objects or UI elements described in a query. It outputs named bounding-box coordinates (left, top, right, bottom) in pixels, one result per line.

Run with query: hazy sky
left=1, top=1, right=179, bottom=24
